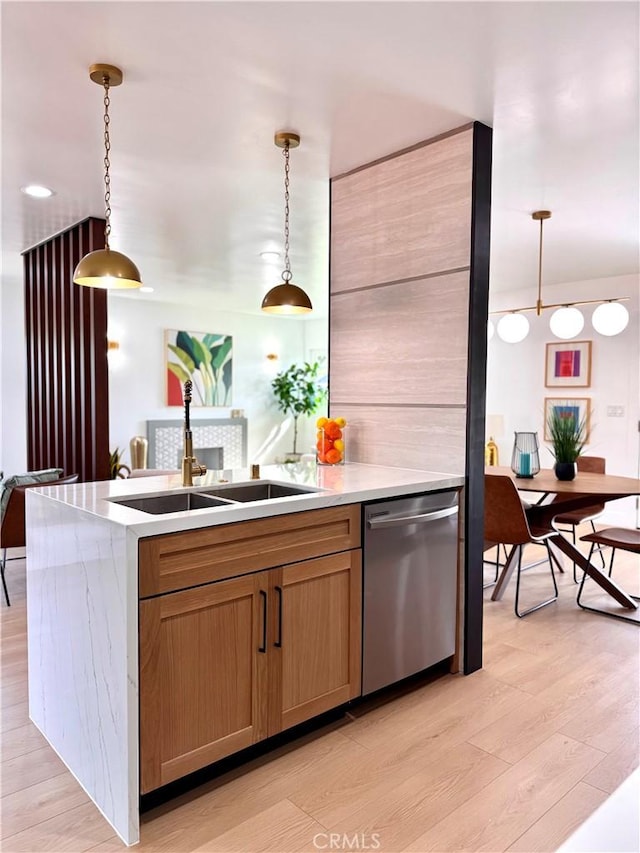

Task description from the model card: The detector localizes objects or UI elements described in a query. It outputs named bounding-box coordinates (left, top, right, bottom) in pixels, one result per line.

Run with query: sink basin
left=198, top=482, right=320, bottom=502
left=111, top=493, right=235, bottom=515
left=109, top=481, right=320, bottom=515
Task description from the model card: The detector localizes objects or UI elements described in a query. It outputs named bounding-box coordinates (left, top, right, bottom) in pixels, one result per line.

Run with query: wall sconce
left=107, top=338, right=124, bottom=369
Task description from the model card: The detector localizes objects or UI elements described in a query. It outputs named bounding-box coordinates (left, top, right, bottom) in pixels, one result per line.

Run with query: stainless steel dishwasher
left=362, top=490, right=459, bottom=695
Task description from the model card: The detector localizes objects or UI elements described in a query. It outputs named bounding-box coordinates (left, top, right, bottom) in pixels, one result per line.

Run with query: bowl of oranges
left=316, top=416, right=347, bottom=465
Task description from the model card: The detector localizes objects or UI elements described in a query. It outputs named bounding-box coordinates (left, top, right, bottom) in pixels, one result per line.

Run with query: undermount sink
left=110, top=492, right=235, bottom=515
left=109, top=481, right=321, bottom=515
left=198, top=482, right=320, bottom=502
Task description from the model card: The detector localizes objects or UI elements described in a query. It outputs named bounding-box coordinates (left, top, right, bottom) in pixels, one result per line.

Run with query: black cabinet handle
left=258, top=590, right=267, bottom=653
left=274, top=586, right=283, bottom=648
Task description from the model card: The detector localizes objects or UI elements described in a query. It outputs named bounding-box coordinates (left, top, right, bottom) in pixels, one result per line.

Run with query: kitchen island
left=25, top=462, right=464, bottom=845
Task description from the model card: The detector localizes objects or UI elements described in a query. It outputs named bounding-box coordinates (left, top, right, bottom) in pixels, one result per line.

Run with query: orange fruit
left=335, top=417, right=347, bottom=428
left=316, top=417, right=328, bottom=429
left=324, top=422, right=341, bottom=440
left=334, top=438, right=345, bottom=452
left=317, top=452, right=327, bottom=464
left=325, top=448, right=342, bottom=464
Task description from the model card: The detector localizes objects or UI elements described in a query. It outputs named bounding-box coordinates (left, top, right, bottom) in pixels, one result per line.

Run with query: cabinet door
left=140, top=573, right=269, bottom=793
left=271, top=550, right=362, bottom=734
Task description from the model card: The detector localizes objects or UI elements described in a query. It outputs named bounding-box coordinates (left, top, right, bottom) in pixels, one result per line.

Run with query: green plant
left=546, top=409, right=587, bottom=463
left=109, top=447, right=131, bottom=480
left=271, top=361, right=327, bottom=455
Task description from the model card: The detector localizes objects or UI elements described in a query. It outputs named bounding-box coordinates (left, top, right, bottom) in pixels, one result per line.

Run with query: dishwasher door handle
left=367, top=505, right=458, bottom=529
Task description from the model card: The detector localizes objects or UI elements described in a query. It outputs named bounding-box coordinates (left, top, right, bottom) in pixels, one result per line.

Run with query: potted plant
left=271, top=361, right=327, bottom=462
left=546, top=409, right=587, bottom=480
left=109, top=447, right=131, bottom=480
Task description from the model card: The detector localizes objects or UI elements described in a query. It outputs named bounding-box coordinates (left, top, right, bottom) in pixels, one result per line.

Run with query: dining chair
left=554, top=455, right=607, bottom=582
left=485, top=474, right=559, bottom=617
left=577, top=527, right=640, bottom=623
left=0, top=473, right=78, bottom=606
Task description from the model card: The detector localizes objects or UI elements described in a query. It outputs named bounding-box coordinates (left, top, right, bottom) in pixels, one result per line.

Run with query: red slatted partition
left=22, top=217, right=110, bottom=482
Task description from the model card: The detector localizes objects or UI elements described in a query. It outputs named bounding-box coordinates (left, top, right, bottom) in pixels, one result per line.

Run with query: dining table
left=485, top=466, right=640, bottom=616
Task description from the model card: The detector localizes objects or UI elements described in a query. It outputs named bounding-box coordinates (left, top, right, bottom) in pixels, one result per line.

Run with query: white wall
left=487, top=274, right=640, bottom=525
left=0, top=270, right=28, bottom=476
left=108, top=296, right=327, bottom=468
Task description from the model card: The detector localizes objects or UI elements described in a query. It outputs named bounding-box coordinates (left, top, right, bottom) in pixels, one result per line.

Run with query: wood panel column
left=23, top=217, right=110, bottom=482
left=329, top=122, right=492, bottom=673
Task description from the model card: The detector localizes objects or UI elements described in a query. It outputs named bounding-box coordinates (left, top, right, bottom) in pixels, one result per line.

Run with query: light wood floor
left=2, top=529, right=639, bottom=852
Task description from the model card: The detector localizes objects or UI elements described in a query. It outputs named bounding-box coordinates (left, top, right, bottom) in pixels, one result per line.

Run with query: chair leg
left=0, top=548, right=10, bottom=607
left=607, top=548, right=616, bottom=578
left=577, top=545, right=639, bottom=621
left=514, top=543, right=558, bottom=618
left=571, top=525, right=583, bottom=584
left=483, top=544, right=504, bottom=589
left=492, top=546, right=521, bottom=601
left=592, top=520, right=607, bottom=569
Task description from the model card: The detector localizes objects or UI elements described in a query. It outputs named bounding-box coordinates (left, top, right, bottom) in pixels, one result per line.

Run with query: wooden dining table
left=485, top=466, right=640, bottom=614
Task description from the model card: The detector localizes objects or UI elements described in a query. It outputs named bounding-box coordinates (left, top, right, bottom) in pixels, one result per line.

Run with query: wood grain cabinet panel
left=139, top=573, right=269, bottom=793
left=139, top=505, right=361, bottom=598
left=332, top=405, right=467, bottom=474
left=270, top=551, right=362, bottom=734
left=139, top=510, right=364, bottom=792
left=330, top=270, right=470, bottom=406
left=331, top=129, right=473, bottom=293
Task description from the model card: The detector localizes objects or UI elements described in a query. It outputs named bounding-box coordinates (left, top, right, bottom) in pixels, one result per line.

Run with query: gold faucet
left=181, top=380, right=207, bottom=486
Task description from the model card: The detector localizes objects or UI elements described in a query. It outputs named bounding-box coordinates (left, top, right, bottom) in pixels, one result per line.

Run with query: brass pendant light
left=73, top=64, right=142, bottom=289
left=261, top=131, right=312, bottom=315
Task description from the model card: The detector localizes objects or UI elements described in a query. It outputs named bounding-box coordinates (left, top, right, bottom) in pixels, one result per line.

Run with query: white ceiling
left=2, top=1, right=638, bottom=317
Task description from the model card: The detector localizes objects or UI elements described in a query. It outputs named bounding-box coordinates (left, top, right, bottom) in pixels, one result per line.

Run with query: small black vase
left=554, top=461, right=577, bottom=481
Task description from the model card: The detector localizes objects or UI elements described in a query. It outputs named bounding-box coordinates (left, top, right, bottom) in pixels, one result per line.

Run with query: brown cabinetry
left=274, top=550, right=362, bottom=733
left=140, top=573, right=269, bottom=792
left=139, top=506, right=362, bottom=794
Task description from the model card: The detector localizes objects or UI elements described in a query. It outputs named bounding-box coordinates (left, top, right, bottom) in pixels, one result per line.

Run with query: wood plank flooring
left=2, top=530, right=639, bottom=852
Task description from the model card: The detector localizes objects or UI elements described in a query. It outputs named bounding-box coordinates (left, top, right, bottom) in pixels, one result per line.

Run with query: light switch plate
left=606, top=405, right=625, bottom=417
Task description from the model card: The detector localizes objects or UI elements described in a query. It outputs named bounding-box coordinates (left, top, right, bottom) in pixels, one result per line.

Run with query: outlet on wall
left=606, top=405, right=625, bottom=417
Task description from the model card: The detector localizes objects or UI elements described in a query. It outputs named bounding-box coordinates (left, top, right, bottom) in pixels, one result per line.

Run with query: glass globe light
left=497, top=313, right=530, bottom=343
left=549, top=306, right=585, bottom=339
left=592, top=302, right=629, bottom=336
left=488, top=319, right=495, bottom=341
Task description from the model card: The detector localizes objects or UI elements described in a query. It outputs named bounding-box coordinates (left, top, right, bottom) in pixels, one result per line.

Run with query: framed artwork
left=544, top=397, right=591, bottom=443
left=165, top=329, right=233, bottom=406
left=545, top=340, right=592, bottom=388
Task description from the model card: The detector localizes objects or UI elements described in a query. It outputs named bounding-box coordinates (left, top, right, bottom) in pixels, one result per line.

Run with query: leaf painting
left=166, top=329, right=233, bottom=406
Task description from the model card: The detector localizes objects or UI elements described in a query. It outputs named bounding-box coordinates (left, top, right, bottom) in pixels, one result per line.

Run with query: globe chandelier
left=492, top=211, right=629, bottom=343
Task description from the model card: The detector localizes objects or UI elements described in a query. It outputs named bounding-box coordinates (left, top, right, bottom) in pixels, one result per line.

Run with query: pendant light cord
left=282, top=142, right=292, bottom=282
left=102, top=75, right=112, bottom=250
left=536, top=216, right=543, bottom=315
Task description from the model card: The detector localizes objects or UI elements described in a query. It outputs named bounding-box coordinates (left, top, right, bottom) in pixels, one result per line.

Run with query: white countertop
left=29, top=461, right=464, bottom=537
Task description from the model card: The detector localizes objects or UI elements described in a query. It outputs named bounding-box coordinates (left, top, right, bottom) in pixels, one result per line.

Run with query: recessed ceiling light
left=21, top=184, right=54, bottom=198
left=260, top=251, right=281, bottom=262
left=139, top=286, right=154, bottom=293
